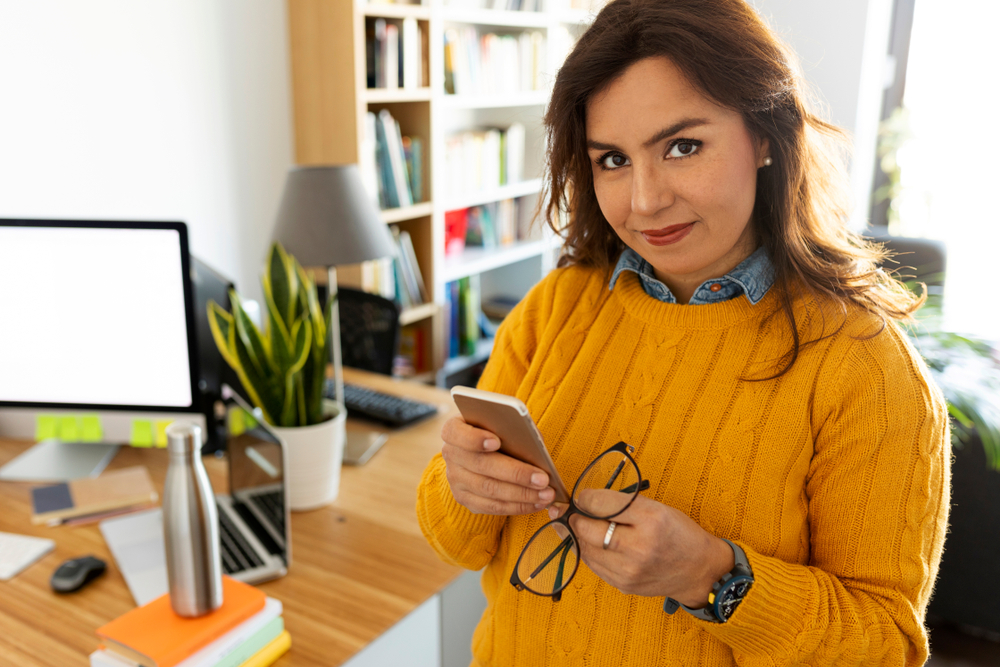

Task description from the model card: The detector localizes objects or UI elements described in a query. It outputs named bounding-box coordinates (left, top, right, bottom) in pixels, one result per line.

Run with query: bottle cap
left=166, top=422, right=203, bottom=455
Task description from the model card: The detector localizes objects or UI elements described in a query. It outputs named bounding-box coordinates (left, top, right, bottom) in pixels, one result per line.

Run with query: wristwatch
left=662, top=538, right=753, bottom=623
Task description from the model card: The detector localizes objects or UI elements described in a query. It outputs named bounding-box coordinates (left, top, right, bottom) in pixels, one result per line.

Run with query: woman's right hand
left=440, top=416, right=554, bottom=515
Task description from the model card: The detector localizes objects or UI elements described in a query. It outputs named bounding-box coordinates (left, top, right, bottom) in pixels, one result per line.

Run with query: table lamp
left=271, top=165, right=395, bottom=408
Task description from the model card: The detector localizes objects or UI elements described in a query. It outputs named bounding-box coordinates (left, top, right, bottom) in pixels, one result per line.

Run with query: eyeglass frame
left=509, top=441, right=650, bottom=602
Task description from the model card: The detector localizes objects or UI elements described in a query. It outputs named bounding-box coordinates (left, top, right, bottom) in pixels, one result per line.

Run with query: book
left=96, top=576, right=266, bottom=667
left=31, top=466, right=157, bottom=525
left=373, top=111, right=399, bottom=207
left=402, top=17, right=419, bottom=89
left=379, top=109, right=413, bottom=207
left=385, top=22, right=399, bottom=89
left=398, top=230, right=429, bottom=303
left=91, top=598, right=283, bottom=667
left=239, top=630, right=290, bottom=667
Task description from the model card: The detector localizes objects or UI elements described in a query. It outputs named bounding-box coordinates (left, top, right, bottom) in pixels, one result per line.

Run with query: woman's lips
left=641, top=222, right=695, bottom=246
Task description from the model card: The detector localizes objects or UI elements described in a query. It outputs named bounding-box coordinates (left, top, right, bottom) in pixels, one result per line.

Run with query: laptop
left=101, top=389, right=290, bottom=606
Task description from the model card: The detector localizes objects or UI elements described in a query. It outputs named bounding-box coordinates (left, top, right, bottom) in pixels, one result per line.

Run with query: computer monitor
left=0, top=219, right=205, bottom=443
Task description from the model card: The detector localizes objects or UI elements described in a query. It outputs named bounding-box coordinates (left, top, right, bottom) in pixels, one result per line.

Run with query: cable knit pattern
left=415, top=266, right=950, bottom=667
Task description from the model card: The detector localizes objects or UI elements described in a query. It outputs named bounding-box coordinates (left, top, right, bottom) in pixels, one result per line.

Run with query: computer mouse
left=50, top=555, right=107, bottom=593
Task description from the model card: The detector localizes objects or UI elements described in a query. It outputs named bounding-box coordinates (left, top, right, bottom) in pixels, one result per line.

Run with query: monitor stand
left=0, top=440, right=120, bottom=482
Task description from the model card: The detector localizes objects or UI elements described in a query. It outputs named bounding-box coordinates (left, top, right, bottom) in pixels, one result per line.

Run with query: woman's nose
left=631, top=163, right=674, bottom=216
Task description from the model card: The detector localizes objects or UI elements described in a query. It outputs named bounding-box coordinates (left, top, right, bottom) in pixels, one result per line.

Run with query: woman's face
left=586, top=57, right=768, bottom=296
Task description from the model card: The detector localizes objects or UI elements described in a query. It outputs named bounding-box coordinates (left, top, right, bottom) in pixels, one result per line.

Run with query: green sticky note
left=155, top=420, right=172, bottom=448
left=228, top=407, right=246, bottom=436
left=131, top=420, right=153, bottom=447
left=81, top=415, right=103, bottom=443
left=58, top=416, right=80, bottom=442
left=243, top=409, right=258, bottom=430
left=35, top=416, right=58, bottom=441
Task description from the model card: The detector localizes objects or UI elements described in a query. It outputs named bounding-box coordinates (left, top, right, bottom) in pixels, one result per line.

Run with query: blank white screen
left=0, top=226, right=193, bottom=407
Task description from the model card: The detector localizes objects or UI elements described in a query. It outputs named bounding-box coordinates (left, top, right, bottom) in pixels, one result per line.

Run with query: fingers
left=569, top=513, right=634, bottom=552
left=441, top=416, right=501, bottom=452
left=440, top=417, right=554, bottom=516
left=448, top=462, right=555, bottom=511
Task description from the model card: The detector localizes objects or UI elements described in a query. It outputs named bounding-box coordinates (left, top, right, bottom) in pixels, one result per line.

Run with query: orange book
left=97, top=576, right=266, bottom=667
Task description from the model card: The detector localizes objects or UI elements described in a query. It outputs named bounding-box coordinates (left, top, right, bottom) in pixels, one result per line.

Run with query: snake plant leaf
left=206, top=301, right=238, bottom=370
left=266, top=243, right=299, bottom=330
left=296, top=262, right=327, bottom=344
left=263, top=288, right=293, bottom=370
left=230, top=289, right=275, bottom=377
left=228, top=314, right=282, bottom=425
left=279, top=319, right=313, bottom=425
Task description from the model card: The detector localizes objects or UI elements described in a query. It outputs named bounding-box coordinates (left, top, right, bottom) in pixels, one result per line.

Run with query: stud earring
left=763, top=157, right=773, bottom=167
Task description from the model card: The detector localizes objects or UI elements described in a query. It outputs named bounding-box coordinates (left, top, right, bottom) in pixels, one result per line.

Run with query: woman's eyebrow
left=587, top=117, right=711, bottom=152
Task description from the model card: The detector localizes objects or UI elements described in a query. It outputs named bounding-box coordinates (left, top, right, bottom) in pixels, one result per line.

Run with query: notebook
left=31, top=466, right=157, bottom=525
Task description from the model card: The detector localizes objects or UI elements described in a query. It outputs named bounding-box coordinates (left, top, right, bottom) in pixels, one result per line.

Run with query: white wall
left=754, top=0, right=894, bottom=228
left=0, top=1, right=294, bottom=302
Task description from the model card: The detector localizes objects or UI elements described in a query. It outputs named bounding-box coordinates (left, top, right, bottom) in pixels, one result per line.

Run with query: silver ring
left=602, top=521, right=617, bottom=550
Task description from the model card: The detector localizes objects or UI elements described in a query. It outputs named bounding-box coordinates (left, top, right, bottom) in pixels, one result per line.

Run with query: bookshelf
left=286, top=0, right=598, bottom=386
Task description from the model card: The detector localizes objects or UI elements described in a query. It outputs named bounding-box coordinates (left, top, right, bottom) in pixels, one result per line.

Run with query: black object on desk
left=326, top=381, right=437, bottom=428
left=51, top=555, right=106, bottom=593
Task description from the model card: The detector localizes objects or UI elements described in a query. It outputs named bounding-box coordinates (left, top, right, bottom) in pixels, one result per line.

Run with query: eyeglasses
left=509, top=441, right=649, bottom=601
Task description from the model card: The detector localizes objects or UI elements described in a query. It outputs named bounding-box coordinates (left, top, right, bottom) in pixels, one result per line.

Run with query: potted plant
left=207, top=242, right=345, bottom=511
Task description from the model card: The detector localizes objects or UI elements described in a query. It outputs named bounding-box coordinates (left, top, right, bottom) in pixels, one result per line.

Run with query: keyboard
left=0, top=531, right=55, bottom=581
left=326, top=381, right=438, bottom=428
left=218, top=505, right=264, bottom=575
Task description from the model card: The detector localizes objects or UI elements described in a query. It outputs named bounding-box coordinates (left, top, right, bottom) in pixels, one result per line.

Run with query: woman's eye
left=666, top=140, right=702, bottom=159
left=599, top=153, right=630, bottom=170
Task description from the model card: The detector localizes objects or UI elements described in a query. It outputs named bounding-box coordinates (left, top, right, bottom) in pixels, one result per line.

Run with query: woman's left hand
left=549, top=495, right=735, bottom=608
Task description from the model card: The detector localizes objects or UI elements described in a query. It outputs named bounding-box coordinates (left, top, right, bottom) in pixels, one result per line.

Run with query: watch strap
left=662, top=539, right=752, bottom=623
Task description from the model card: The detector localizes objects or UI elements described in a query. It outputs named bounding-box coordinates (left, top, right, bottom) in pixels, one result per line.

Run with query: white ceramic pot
left=270, top=400, right=347, bottom=511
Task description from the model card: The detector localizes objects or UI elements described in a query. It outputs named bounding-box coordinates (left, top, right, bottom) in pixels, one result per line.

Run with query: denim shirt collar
left=608, top=245, right=775, bottom=305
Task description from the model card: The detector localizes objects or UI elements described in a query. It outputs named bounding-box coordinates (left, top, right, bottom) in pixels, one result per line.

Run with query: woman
left=417, top=0, right=950, bottom=664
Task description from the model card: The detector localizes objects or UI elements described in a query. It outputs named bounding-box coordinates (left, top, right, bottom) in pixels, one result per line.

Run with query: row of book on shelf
left=444, top=198, right=524, bottom=256
left=443, top=276, right=521, bottom=360
left=366, top=17, right=428, bottom=90
left=443, top=123, right=524, bottom=200
left=444, top=27, right=546, bottom=96
left=90, top=577, right=289, bottom=667
left=362, top=109, right=424, bottom=210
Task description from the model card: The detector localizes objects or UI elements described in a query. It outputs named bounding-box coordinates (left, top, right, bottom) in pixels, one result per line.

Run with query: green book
left=214, top=616, right=285, bottom=667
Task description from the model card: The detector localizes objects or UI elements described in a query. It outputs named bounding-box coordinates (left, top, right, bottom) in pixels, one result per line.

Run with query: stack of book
left=361, top=109, right=423, bottom=210
left=443, top=124, right=524, bottom=200
left=90, top=577, right=289, bottom=667
left=366, top=17, right=427, bottom=89
left=443, top=27, right=546, bottom=96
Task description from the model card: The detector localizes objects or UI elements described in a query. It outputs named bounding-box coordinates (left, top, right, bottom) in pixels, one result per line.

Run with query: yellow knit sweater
left=416, top=266, right=950, bottom=666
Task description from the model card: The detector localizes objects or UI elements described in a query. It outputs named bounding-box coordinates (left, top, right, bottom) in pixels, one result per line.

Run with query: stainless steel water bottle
left=163, top=423, right=223, bottom=617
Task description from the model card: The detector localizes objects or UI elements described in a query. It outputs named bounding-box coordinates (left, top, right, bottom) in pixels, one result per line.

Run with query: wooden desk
left=0, top=369, right=462, bottom=666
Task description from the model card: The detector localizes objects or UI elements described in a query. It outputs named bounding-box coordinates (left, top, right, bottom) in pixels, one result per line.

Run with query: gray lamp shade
left=272, top=165, right=395, bottom=267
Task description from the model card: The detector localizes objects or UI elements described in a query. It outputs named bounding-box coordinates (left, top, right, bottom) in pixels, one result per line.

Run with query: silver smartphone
left=450, top=386, right=571, bottom=503
left=342, top=422, right=389, bottom=466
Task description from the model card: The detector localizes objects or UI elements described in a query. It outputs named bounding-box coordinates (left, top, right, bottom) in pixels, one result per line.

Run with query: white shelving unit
left=287, top=0, right=596, bottom=385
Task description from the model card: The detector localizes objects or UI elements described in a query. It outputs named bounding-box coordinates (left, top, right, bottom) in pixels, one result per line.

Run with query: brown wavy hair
left=543, top=0, right=922, bottom=376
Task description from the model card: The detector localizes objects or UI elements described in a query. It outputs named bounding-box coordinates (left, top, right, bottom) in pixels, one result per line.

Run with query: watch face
left=716, top=576, right=753, bottom=622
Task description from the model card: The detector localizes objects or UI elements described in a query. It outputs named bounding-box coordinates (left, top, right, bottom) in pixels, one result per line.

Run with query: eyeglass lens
left=514, top=450, right=641, bottom=597
left=573, top=449, right=641, bottom=518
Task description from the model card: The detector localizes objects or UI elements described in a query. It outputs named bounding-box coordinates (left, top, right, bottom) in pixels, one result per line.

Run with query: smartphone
left=450, top=386, right=571, bottom=503
left=342, top=422, right=389, bottom=466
